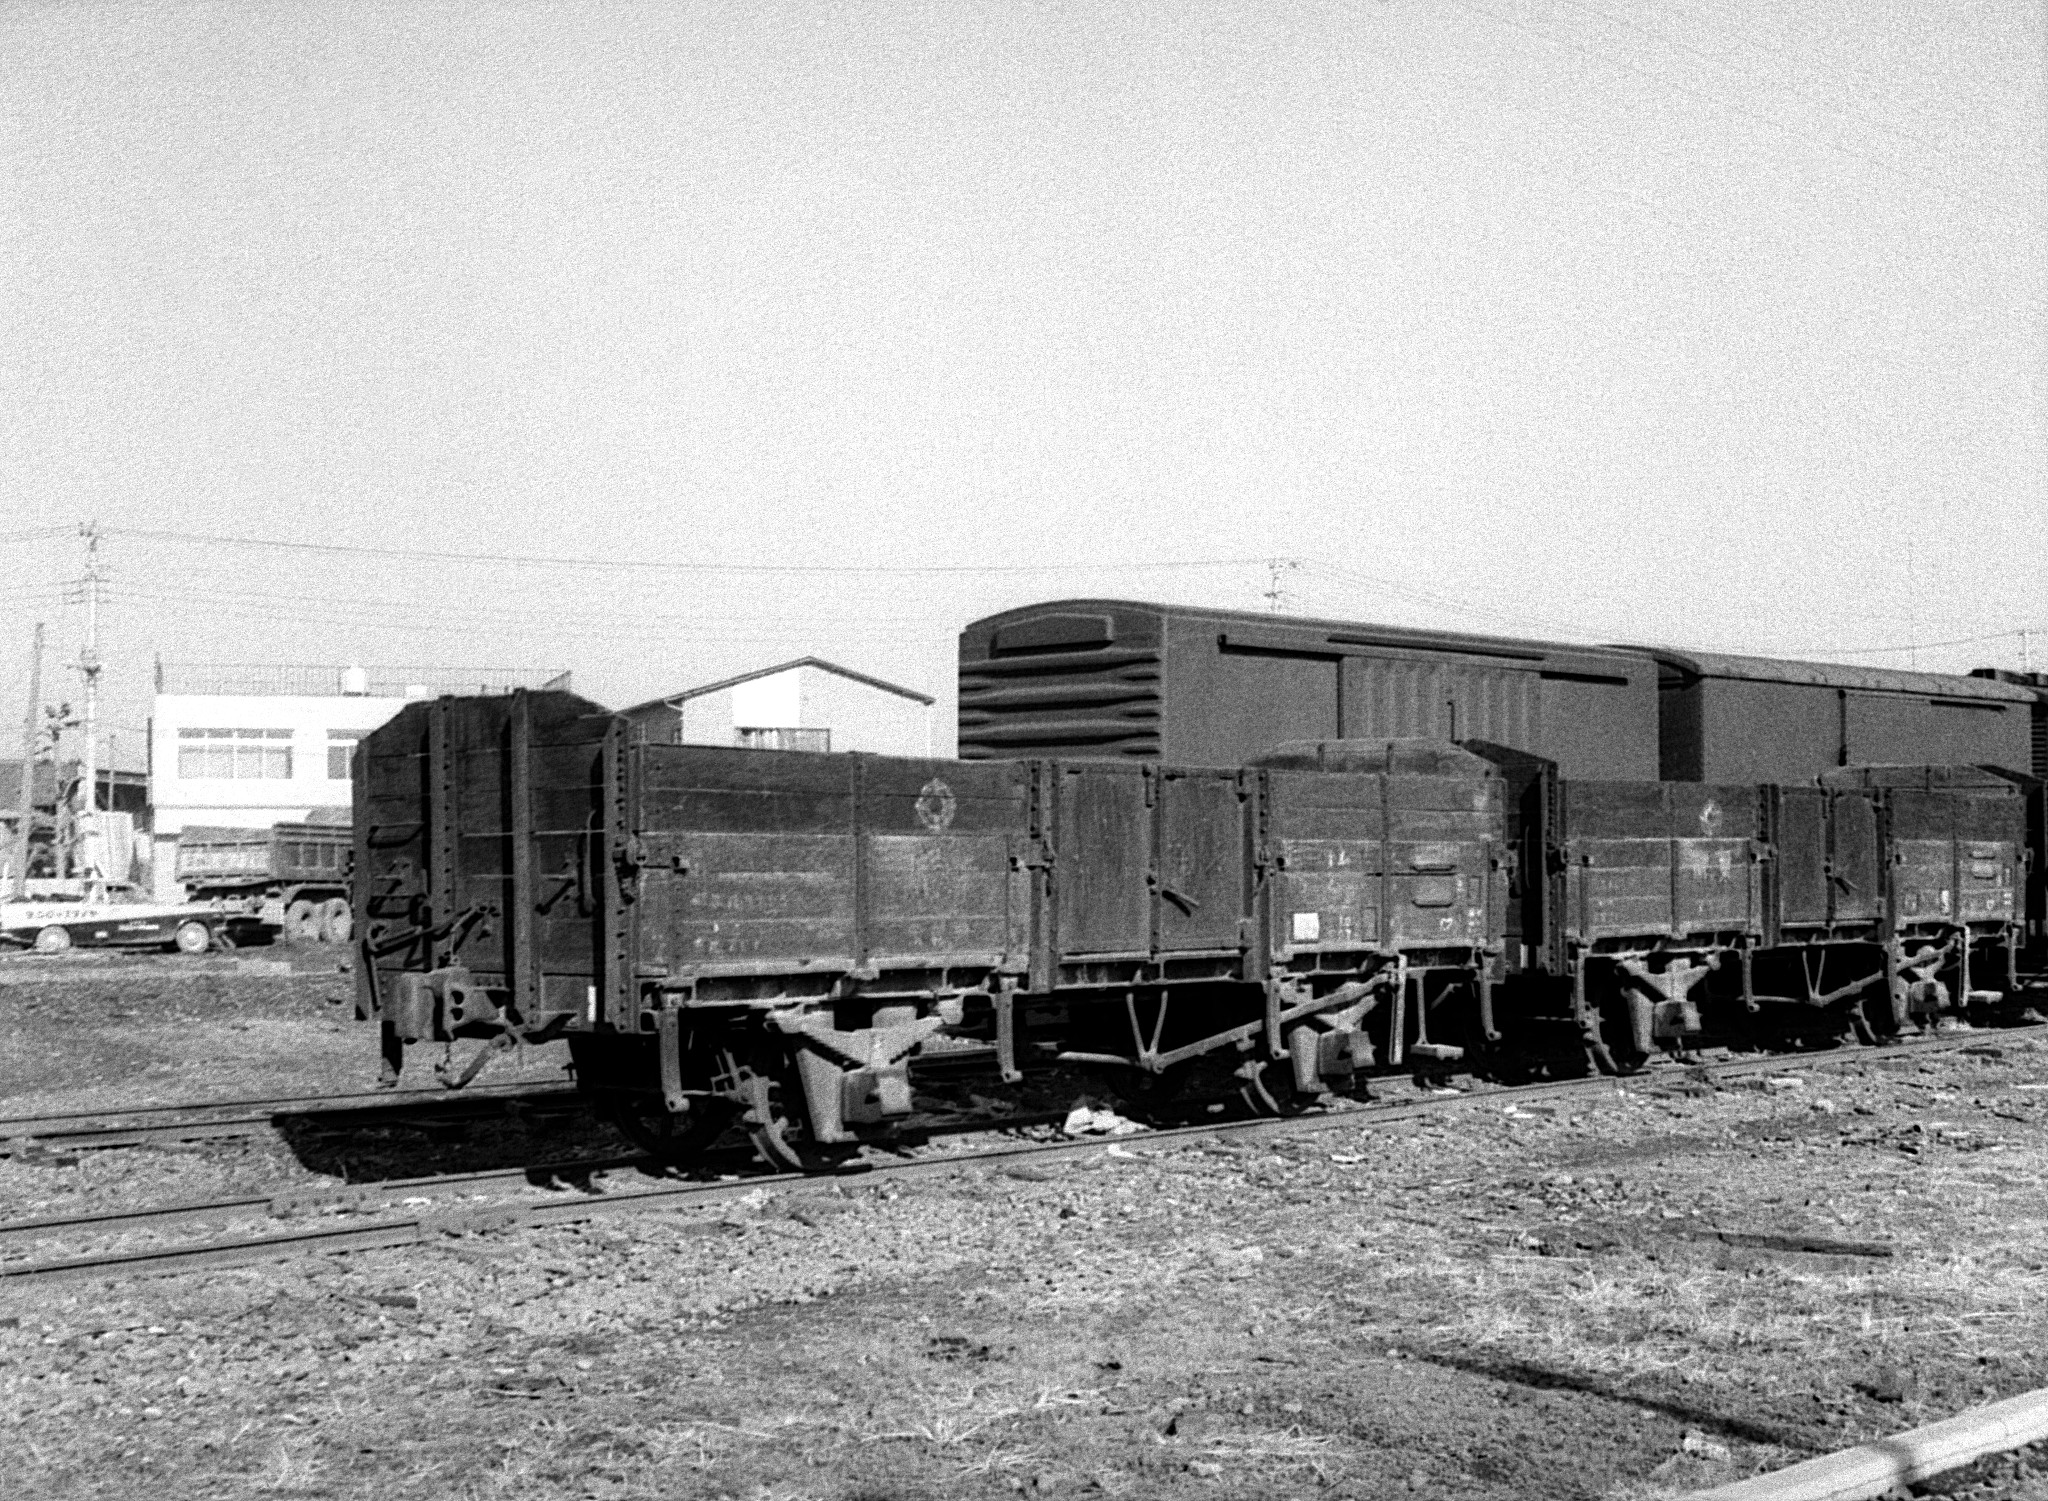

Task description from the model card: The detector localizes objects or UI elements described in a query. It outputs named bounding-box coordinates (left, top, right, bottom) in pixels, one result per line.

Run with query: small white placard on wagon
left=1291, top=911, right=1320, bottom=942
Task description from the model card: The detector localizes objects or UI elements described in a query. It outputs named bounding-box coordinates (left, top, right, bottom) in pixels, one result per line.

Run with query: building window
left=176, top=728, right=294, bottom=780
left=327, top=730, right=359, bottom=780
left=735, top=727, right=830, bottom=753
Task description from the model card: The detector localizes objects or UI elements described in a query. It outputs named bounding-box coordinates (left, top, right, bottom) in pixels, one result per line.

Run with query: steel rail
left=0, top=1080, right=585, bottom=1153
left=0, top=1152, right=659, bottom=1251
left=0, top=1103, right=1080, bottom=1256
left=0, top=1048, right=1007, bottom=1152
left=3, top=1025, right=2034, bottom=1286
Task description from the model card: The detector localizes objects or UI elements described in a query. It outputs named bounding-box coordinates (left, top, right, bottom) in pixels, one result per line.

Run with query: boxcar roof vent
left=990, top=612, right=1115, bottom=655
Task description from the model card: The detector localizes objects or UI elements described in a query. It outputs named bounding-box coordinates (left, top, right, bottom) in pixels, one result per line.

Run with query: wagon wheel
left=606, top=1094, right=741, bottom=1172
left=723, top=1049, right=863, bottom=1174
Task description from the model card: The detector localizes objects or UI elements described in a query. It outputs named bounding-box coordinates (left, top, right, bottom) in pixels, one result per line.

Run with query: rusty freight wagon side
left=1458, top=748, right=2035, bottom=1067
left=353, top=690, right=616, bottom=1085
left=357, top=691, right=1523, bottom=1164
left=1457, top=741, right=1771, bottom=1071
left=1239, top=739, right=1508, bottom=1103
left=1749, top=778, right=1891, bottom=1039
left=355, top=690, right=1043, bottom=1165
left=1556, top=779, right=1767, bottom=1068
left=1513, top=774, right=1764, bottom=1070
left=1818, top=765, right=2028, bottom=1026
left=958, top=600, right=1661, bottom=779
left=1034, top=740, right=1510, bottom=1110
left=987, top=757, right=1270, bottom=1105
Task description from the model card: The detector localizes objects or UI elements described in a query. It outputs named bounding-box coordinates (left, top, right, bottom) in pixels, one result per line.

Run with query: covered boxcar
left=1638, top=649, right=2034, bottom=784
left=956, top=600, right=1661, bottom=779
left=1968, top=669, right=2048, bottom=780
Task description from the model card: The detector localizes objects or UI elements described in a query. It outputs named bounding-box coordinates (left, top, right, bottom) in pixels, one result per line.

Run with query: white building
left=146, top=664, right=569, bottom=899
left=147, top=694, right=404, bottom=899
left=621, top=657, right=937, bottom=758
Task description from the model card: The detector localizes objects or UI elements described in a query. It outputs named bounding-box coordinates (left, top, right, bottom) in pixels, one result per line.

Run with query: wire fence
left=155, top=663, right=572, bottom=697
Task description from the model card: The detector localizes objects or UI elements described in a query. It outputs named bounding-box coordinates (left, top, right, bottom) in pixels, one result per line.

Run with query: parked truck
left=175, top=821, right=353, bottom=942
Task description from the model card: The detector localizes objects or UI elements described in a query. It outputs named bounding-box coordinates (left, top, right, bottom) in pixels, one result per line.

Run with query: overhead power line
left=1823, top=627, right=2044, bottom=658
left=1301, top=560, right=1602, bottom=642
left=1444, top=0, right=2023, bottom=221
left=98, top=527, right=1276, bottom=578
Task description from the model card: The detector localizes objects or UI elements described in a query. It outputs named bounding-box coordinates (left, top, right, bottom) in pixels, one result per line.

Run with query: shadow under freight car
left=269, top=1093, right=644, bottom=1185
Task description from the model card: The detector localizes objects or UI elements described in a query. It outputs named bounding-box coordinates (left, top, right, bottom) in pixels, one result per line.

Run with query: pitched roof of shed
left=619, top=657, right=935, bottom=715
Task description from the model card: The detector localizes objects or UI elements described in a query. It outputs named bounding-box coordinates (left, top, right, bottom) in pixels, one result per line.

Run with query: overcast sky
left=3, top=0, right=2043, bottom=765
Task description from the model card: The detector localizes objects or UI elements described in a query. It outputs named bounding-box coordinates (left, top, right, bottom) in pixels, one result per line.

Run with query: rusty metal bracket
left=357, top=933, right=385, bottom=1019
left=534, top=852, right=585, bottom=916
left=1386, top=957, right=1410, bottom=1068
left=1282, top=980, right=1381, bottom=1094
left=1616, top=956, right=1714, bottom=1054
left=992, top=983, right=1024, bottom=1084
left=1126, top=989, right=1170, bottom=1068
left=1795, top=944, right=1884, bottom=1010
left=657, top=1007, right=687, bottom=1115
left=436, top=1031, right=517, bottom=1091
left=363, top=902, right=496, bottom=960
left=508, top=689, right=538, bottom=1023
left=1573, top=955, right=1622, bottom=1075
left=768, top=1004, right=947, bottom=1143
left=1888, top=931, right=1962, bottom=1026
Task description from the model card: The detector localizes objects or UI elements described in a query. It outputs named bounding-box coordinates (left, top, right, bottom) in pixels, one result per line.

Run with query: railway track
left=3, top=1025, right=2033, bottom=1287
left=0, top=1079, right=586, bottom=1154
left=0, top=1045, right=1013, bottom=1155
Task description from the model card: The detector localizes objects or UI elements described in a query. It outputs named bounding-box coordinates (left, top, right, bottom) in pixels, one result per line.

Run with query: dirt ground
left=4, top=958, right=2048, bottom=1499
left=0, top=949, right=573, bottom=1117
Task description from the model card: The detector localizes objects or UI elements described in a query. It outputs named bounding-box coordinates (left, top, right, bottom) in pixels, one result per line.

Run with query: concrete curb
left=1694, top=1388, right=2048, bottom=1501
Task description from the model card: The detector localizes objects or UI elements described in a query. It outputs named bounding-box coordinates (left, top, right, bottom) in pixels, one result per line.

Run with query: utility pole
left=12, top=623, right=43, bottom=898
left=76, top=521, right=105, bottom=880
left=2024, top=628, right=2034, bottom=676
left=1263, top=558, right=1300, bottom=614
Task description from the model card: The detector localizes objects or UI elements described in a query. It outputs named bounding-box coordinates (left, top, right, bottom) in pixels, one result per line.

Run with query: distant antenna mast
left=2024, top=628, right=2034, bottom=675
left=11, top=622, right=43, bottom=898
left=1263, top=558, right=1300, bottom=614
left=76, top=521, right=104, bottom=877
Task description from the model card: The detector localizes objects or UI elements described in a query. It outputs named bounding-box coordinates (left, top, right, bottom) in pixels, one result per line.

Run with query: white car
left=0, top=898, right=275, bottom=954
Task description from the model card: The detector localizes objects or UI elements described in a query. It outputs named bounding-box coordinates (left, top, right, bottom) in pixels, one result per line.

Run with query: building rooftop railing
left=155, top=663, right=573, bottom=698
